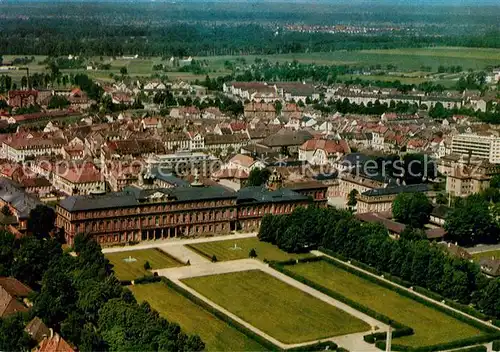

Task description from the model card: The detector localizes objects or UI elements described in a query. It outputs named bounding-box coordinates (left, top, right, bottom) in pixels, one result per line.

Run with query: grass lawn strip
left=186, top=237, right=312, bottom=262
left=129, top=283, right=266, bottom=351
left=287, top=260, right=484, bottom=347
left=105, top=248, right=183, bottom=281
left=182, top=269, right=369, bottom=344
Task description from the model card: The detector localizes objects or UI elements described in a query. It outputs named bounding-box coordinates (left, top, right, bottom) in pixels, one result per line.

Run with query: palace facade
left=56, top=181, right=327, bottom=246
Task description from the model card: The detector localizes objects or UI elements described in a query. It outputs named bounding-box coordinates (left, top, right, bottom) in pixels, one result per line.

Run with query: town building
left=451, top=134, right=500, bottom=164
left=8, top=90, right=38, bottom=108
left=356, top=183, right=436, bottom=214
left=56, top=178, right=326, bottom=246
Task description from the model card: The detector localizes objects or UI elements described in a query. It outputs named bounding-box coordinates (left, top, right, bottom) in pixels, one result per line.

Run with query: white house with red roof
left=141, top=117, right=162, bottom=130
left=52, top=162, right=105, bottom=195
left=224, top=154, right=265, bottom=173
left=299, top=139, right=350, bottom=165
left=188, top=132, right=205, bottom=151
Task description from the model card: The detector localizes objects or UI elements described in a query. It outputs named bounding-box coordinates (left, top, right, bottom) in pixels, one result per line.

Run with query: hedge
left=274, top=255, right=500, bottom=351
left=451, top=346, right=487, bottom=352
left=317, top=248, right=496, bottom=330
left=160, top=278, right=280, bottom=351
left=184, top=244, right=213, bottom=261
left=375, top=333, right=498, bottom=352
left=269, top=262, right=414, bottom=342
left=413, top=286, right=489, bottom=321
left=286, top=341, right=338, bottom=351
left=134, top=275, right=162, bottom=285
left=336, top=348, right=350, bottom=352
left=493, top=339, right=500, bottom=351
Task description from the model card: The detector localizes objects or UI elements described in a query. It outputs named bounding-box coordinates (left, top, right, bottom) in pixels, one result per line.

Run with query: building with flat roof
left=451, top=134, right=500, bottom=164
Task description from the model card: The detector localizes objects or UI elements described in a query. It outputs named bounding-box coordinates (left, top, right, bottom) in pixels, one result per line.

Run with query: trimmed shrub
left=249, top=248, right=257, bottom=258
left=144, top=261, right=151, bottom=270
left=286, top=341, right=338, bottom=351
left=134, top=275, right=161, bottom=285
left=297, top=256, right=324, bottom=264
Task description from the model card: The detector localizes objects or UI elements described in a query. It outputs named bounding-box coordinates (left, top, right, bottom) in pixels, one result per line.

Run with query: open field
left=287, top=260, right=485, bottom=347
left=2, top=47, right=498, bottom=86
left=182, top=270, right=369, bottom=344
left=130, top=282, right=265, bottom=351
left=186, top=237, right=313, bottom=262
left=203, top=47, right=500, bottom=71
left=105, top=248, right=183, bottom=281
left=472, top=249, right=500, bottom=261
left=337, top=74, right=431, bottom=85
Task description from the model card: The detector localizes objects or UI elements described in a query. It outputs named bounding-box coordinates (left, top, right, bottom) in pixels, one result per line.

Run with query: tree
left=0, top=313, right=32, bottom=352
left=33, top=264, right=77, bottom=327
left=120, top=67, right=128, bottom=75
left=48, top=95, right=70, bottom=109
left=11, top=236, right=62, bottom=287
left=144, top=261, right=151, bottom=270
left=445, top=196, right=499, bottom=246
left=27, top=205, right=56, bottom=240
left=274, top=100, right=282, bottom=115
left=491, top=175, right=500, bottom=188
left=258, top=214, right=278, bottom=243
left=211, top=255, right=217, bottom=262
left=347, top=189, right=358, bottom=209
left=247, top=168, right=271, bottom=187
left=392, top=193, right=432, bottom=228
left=249, top=248, right=257, bottom=258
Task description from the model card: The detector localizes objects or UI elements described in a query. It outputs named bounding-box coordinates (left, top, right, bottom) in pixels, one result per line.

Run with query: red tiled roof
left=300, top=139, right=350, bottom=154
left=38, top=333, right=75, bottom=352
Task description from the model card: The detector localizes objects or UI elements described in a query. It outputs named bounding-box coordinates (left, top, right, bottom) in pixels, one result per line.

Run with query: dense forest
left=0, top=2, right=499, bottom=56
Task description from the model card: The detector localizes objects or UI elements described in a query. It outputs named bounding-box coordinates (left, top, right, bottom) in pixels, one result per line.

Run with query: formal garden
left=186, top=237, right=313, bottom=262
left=283, top=259, right=486, bottom=348
left=129, top=282, right=267, bottom=351
left=181, top=270, right=370, bottom=344
left=104, top=248, right=183, bottom=281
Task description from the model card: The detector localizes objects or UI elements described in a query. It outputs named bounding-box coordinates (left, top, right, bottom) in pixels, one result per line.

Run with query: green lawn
left=182, top=270, right=369, bottom=344
left=472, top=249, right=500, bottom=261
left=187, top=237, right=313, bottom=262
left=129, top=283, right=266, bottom=351
left=105, top=249, right=182, bottom=281
left=3, top=47, right=497, bottom=85
left=204, top=47, right=500, bottom=71
left=287, top=260, right=485, bottom=347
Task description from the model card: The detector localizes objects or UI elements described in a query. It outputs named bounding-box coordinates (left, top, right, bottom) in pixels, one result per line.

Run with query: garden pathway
left=154, top=258, right=386, bottom=351
left=312, top=250, right=500, bottom=332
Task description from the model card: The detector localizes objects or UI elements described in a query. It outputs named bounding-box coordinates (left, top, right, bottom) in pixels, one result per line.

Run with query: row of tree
left=258, top=206, right=500, bottom=317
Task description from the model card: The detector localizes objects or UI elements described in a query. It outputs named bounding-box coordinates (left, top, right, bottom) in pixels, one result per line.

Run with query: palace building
left=56, top=173, right=327, bottom=246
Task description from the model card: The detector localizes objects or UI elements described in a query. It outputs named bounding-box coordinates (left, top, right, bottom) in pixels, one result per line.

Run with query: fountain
left=123, top=255, right=137, bottom=263
left=228, top=243, right=242, bottom=251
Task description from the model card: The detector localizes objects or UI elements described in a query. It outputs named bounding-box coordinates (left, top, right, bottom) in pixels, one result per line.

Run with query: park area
left=287, top=260, right=485, bottom=348
left=182, top=270, right=369, bottom=344
left=129, top=282, right=265, bottom=351
left=105, top=248, right=183, bottom=281
left=186, top=237, right=312, bottom=262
